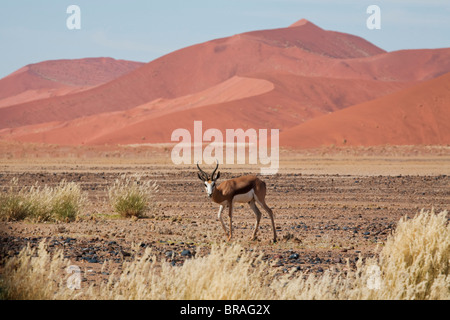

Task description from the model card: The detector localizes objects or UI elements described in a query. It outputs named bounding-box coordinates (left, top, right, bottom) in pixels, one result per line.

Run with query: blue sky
left=0, top=0, right=449, bottom=78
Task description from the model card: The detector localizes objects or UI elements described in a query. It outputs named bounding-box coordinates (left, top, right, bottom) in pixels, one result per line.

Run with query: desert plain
left=1, top=143, right=448, bottom=289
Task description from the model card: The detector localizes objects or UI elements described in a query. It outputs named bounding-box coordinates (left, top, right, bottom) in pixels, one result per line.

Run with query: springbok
left=197, top=161, right=277, bottom=242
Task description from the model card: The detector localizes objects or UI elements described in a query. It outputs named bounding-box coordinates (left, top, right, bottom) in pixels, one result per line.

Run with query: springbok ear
left=214, top=171, right=220, bottom=180
left=197, top=172, right=205, bottom=181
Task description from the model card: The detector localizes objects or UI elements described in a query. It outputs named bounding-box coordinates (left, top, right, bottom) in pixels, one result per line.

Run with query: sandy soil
left=0, top=145, right=449, bottom=288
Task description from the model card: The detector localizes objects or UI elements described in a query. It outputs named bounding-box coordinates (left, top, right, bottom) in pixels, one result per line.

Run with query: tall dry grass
left=276, top=209, right=450, bottom=299
left=1, top=209, right=448, bottom=300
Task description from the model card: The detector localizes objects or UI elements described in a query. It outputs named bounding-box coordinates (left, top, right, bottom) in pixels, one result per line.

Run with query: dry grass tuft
left=0, top=179, right=32, bottom=221
left=0, top=178, right=88, bottom=222
left=108, top=174, right=159, bottom=218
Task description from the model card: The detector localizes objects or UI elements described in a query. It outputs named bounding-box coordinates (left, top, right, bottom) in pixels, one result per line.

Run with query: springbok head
left=197, top=161, right=220, bottom=197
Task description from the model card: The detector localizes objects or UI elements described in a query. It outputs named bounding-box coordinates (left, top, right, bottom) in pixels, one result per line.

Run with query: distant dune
left=0, top=19, right=449, bottom=148
left=0, top=58, right=144, bottom=108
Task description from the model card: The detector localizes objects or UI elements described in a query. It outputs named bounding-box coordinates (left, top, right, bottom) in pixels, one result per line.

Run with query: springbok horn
left=197, top=162, right=209, bottom=180
left=211, top=160, right=219, bottom=180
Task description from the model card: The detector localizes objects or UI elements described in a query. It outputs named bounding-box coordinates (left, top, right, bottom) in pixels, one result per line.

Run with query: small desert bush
left=1, top=209, right=448, bottom=300
left=108, top=174, right=158, bottom=218
left=0, top=178, right=87, bottom=222
left=0, top=179, right=33, bottom=221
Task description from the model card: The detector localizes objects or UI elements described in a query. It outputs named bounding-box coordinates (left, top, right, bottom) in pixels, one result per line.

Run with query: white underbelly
left=233, top=189, right=255, bottom=203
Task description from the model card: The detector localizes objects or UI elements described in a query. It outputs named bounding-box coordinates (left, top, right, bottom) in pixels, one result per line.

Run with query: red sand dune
left=1, top=74, right=415, bottom=146
left=0, top=76, right=274, bottom=144
left=0, top=73, right=415, bottom=145
left=74, top=77, right=416, bottom=146
left=279, top=72, right=450, bottom=148
left=331, top=48, right=450, bottom=82
left=0, top=19, right=391, bottom=129
left=0, top=19, right=449, bottom=148
left=0, top=58, right=144, bottom=108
